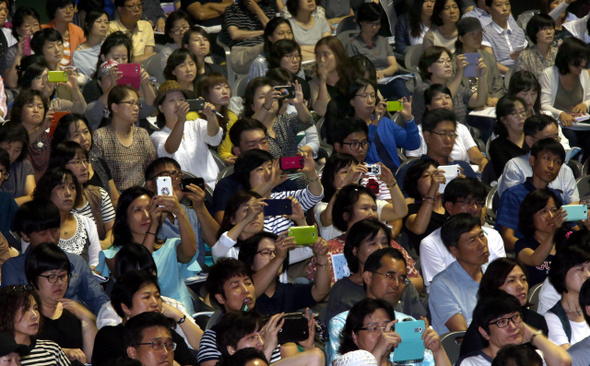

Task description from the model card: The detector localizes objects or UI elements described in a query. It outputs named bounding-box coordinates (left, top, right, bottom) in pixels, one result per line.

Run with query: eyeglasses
left=134, top=341, right=177, bottom=351
left=341, top=141, right=371, bottom=151
left=430, top=131, right=458, bottom=139
left=455, top=198, right=485, bottom=207
left=283, top=53, right=301, bottom=61
left=359, top=324, right=388, bottom=333
left=39, top=273, right=71, bottom=283
left=510, top=110, right=528, bottom=118
left=9, top=285, right=33, bottom=292
left=119, top=100, right=142, bottom=108
left=435, top=59, right=453, bottom=65
left=0, top=170, right=8, bottom=181
left=125, top=2, right=143, bottom=10
left=149, top=170, right=182, bottom=181
left=256, top=249, right=277, bottom=257
left=488, top=313, right=523, bottom=328
left=66, top=159, right=89, bottom=167
left=355, top=93, right=376, bottom=100
left=532, top=135, right=561, bottom=142
left=372, top=271, right=410, bottom=285
left=363, top=20, right=381, bottom=28
left=171, top=26, right=190, bottom=35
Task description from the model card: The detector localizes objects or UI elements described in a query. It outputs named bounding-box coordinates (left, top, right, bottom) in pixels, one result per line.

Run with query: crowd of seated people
left=7, top=0, right=590, bottom=365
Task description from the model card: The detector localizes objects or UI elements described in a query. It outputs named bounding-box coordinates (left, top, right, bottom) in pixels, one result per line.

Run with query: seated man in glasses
left=456, top=290, right=569, bottom=366
left=125, top=312, right=178, bottom=366
left=395, top=109, right=478, bottom=197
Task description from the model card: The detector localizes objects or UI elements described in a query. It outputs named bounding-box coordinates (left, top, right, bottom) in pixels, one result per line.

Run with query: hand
left=43, top=109, right=55, bottom=130
left=550, top=207, right=568, bottom=233
left=175, top=101, right=190, bottom=124
left=422, top=327, right=442, bottom=352
left=476, top=57, right=487, bottom=77
left=285, top=196, right=305, bottom=223
left=203, top=101, right=218, bottom=119
left=300, top=151, right=316, bottom=174
left=275, top=232, right=296, bottom=260
left=399, top=96, right=413, bottom=121
left=161, top=302, right=185, bottom=322
left=59, top=298, right=95, bottom=322
left=262, top=313, right=285, bottom=351
left=152, top=194, right=183, bottom=216
left=427, top=170, right=446, bottom=196
left=64, top=68, right=79, bottom=89
left=317, top=61, right=329, bottom=81
left=298, top=308, right=316, bottom=350
left=225, top=155, right=237, bottom=165
left=340, top=164, right=367, bottom=188
left=376, top=70, right=385, bottom=80
left=184, top=182, right=207, bottom=209
left=377, top=162, right=396, bottom=187
left=374, top=99, right=387, bottom=122
left=15, top=36, right=25, bottom=57
left=243, top=0, right=260, bottom=13
left=560, top=112, right=575, bottom=127
left=371, top=320, right=400, bottom=360
left=487, top=97, right=499, bottom=107
left=147, top=196, right=164, bottom=229
left=270, top=159, right=287, bottom=188
left=62, top=348, right=86, bottom=364
left=155, top=18, right=166, bottom=32
left=510, top=51, right=522, bottom=61
left=311, top=236, right=329, bottom=258
left=262, top=86, right=280, bottom=113
left=291, top=80, right=305, bottom=106
left=140, top=67, right=151, bottom=86
left=243, top=198, right=266, bottom=224
left=455, top=54, right=467, bottom=74
left=572, top=102, right=588, bottom=115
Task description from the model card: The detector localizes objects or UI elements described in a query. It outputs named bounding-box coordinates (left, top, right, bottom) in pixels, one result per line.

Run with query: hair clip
left=565, top=231, right=573, bottom=239
left=103, top=108, right=111, bottom=118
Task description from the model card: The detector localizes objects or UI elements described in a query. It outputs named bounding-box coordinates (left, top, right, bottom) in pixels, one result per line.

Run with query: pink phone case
left=280, top=156, right=304, bottom=170
left=117, top=63, right=141, bottom=90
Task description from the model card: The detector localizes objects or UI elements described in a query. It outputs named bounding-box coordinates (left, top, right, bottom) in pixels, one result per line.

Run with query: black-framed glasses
left=488, top=313, right=523, bottom=328
left=430, top=131, right=458, bottom=139
left=372, top=271, right=410, bottom=285
left=341, top=141, right=371, bottom=151
left=171, top=26, right=190, bottom=35
left=455, top=199, right=485, bottom=207
left=256, top=249, right=277, bottom=257
left=359, top=324, right=388, bottom=333
left=149, top=170, right=182, bottom=181
left=134, top=341, right=177, bottom=351
left=119, top=100, right=142, bottom=108
left=39, top=273, right=71, bottom=283
left=9, top=285, right=33, bottom=292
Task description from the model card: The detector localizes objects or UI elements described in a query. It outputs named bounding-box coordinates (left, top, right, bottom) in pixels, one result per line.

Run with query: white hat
left=333, top=350, right=378, bottom=366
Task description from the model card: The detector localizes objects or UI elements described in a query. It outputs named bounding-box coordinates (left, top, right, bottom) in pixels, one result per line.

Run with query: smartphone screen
left=464, top=53, right=480, bottom=78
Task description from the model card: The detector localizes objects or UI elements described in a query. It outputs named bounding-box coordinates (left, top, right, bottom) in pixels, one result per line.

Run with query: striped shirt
left=72, top=187, right=115, bottom=224
left=21, top=339, right=70, bottom=366
left=482, top=21, right=527, bottom=68
left=223, top=3, right=277, bottom=48
left=264, top=187, right=324, bottom=234
left=197, top=328, right=281, bottom=364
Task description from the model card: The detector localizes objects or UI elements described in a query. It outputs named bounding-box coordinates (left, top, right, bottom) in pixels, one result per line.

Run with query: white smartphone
left=156, top=176, right=173, bottom=197
left=438, top=165, right=461, bottom=194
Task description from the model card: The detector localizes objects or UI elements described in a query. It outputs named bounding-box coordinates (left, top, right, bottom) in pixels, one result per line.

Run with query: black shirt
left=38, top=309, right=84, bottom=350
left=403, top=203, right=448, bottom=254
left=253, top=280, right=316, bottom=316
left=489, top=136, right=530, bottom=178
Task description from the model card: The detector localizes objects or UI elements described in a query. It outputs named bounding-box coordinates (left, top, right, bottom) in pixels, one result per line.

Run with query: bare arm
left=468, top=58, right=489, bottom=108
left=164, top=104, right=189, bottom=154
left=187, top=2, right=224, bottom=20
left=380, top=56, right=399, bottom=78
left=445, top=313, right=468, bottom=332
left=134, top=47, right=155, bottom=63
left=227, top=26, right=264, bottom=41
left=15, top=175, right=35, bottom=206
left=310, top=239, right=331, bottom=302
left=524, top=324, right=572, bottom=366
left=186, top=184, right=220, bottom=248
left=447, top=54, right=466, bottom=97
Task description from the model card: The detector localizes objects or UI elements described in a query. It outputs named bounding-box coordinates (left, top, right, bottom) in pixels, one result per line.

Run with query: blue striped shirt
left=482, top=21, right=527, bottom=68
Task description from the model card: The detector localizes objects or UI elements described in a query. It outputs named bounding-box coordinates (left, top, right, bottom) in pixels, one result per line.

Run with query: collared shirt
left=429, top=260, right=486, bottom=334
left=420, top=225, right=506, bottom=291
left=328, top=310, right=435, bottom=366
left=222, top=3, right=277, bottom=48
left=482, top=21, right=527, bottom=68
left=497, top=152, right=579, bottom=204
left=108, top=19, right=155, bottom=57
left=515, top=44, right=558, bottom=80
left=462, top=7, right=519, bottom=28
left=1, top=249, right=109, bottom=315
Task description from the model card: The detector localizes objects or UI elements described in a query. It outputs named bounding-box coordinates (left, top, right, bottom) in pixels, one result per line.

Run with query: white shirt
left=537, top=277, right=561, bottom=315
left=313, top=199, right=389, bottom=241
left=496, top=153, right=579, bottom=204
left=545, top=311, right=590, bottom=346
left=406, top=123, right=477, bottom=162
left=420, top=224, right=506, bottom=291
left=150, top=119, right=223, bottom=189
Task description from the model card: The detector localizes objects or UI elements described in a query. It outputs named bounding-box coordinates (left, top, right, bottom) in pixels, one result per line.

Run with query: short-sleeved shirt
left=568, top=335, right=590, bottom=366
left=0, top=159, right=33, bottom=200
left=515, top=44, right=558, bottom=80
left=108, top=19, right=155, bottom=57
left=253, top=280, right=316, bottom=316
left=288, top=17, right=330, bottom=46
left=267, top=113, right=311, bottom=159
left=482, top=21, right=527, bottom=68
left=488, top=136, right=530, bottom=178
left=429, top=260, right=484, bottom=334
left=345, top=34, right=393, bottom=70
left=21, top=339, right=70, bottom=366
left=412, top=80, right=473, bottom=125
left=403, top=202, right=447, bottom=254
left=514, top=236, right=554, bottom=287
left=223, top=3, right=277, bottom=48
left=38, top=310, right=83, bottom=350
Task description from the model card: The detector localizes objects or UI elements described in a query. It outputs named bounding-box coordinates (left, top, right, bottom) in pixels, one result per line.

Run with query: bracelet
left=316, top=262, right=328, bottom=268
left=529, top=329, right=542, bottom=344
left=177, top=314, right=187, bottom=324
left=146, top=231, right=156, bottom=236
left=423, top=196, right=435, bottom=201
left=308, top=176, right=320, bottom=183
left=263, top=104, right=271, bottom=110
left=387, top=181, right=397, bottom=189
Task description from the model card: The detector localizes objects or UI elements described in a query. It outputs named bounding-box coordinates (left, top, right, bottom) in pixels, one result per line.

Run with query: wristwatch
left=177, top=314, right=187, bottom=324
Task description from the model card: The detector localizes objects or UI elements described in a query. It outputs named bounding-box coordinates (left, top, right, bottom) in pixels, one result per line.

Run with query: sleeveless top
left=554, top=77, right=583, bottom=112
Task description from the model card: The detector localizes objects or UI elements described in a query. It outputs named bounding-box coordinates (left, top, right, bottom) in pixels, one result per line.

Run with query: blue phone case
left=464, top=53, right=480, bottom=78
left=392, top=319, right=425, bottom=363
left=563, top=204, right=588, bottom=222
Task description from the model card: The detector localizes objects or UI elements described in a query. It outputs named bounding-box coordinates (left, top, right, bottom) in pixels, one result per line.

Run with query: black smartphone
left=263, top=199, right=292, bottom=216
left=187, top=98, right=205, bottom=112
left=274, top=85, right=295, bottom=99
left=180, top=177, right=205, bottom=192
left=264, top=313, right=308, bottom=344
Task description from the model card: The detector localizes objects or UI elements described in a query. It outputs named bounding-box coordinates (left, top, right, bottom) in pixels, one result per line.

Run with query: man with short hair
left=144, top=157, right=219, bottom=268
left=108, top=0, right=155, bottom=63
left=498, top=114, right=578, bottom=204
left=395, top=109, right=478, bottom=195
left=124, top=312, right=176, bottom=366
left=0, top=199, right=109, bottom=314
left=327, top=248, right=445, bottom=366
left=430, top=213, right=489, bottom=334
left=420, top=178, right=506, bottom=291
left=496, top=138, right=565, bottom=250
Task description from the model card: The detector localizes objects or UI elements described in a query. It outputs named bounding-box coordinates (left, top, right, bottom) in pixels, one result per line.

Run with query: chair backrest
left=336, top=16, right=358, bottom=34
left=576, top=175, right=590, bottom=199
left=337, top=30, right=359, bottom=45
left=404, top=45, right=423, bottom=73
left=527, top=282, right=543, bottom=313
left=504, top=65, right=517, bottom=90
left=485, top=186, right=498, bottom=223
left=210, top=150, right=229, bottom=172
left=395, top=157, right=419, bottom=176
left=192, top=311, right=215, bottom=330
left=232, top=74, right=249, bottom=99
left=144, top=53, right=165, bottom=84
left=440, top=331, right=466, bottom=365
left=217, top=166, right=234, bottom=183
left=216, top=32, right=236, bottom=90
left=583, top=157, right=590, bottom=176
left=567, top=159, right=583, bottom=179
left=517, top=9, right=540, bottom=30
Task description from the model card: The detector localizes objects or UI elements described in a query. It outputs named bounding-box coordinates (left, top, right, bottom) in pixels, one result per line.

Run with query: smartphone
left=180, top=177, right=204, bottom=192
left=47, top=71, right=68, bottom=83
left=280, top=156, right=304, bottom=170
left=263, top=199, right=292, bottom=216
left=464, top=53, right=480, bottom=78
left=117, top=63, right=141, bottom=90
left=438, top=165, right=461, bottom=194
left=187, top=98, right=205, bottom=112
left=274, top=85, right=295, bottom=99
left=392, top=319, right=426, bottom=363
left=288, top=226, right=318, bottom=245
left=562, top=204, right=588, bottom=222
left=50, top=111, right=71, bottom=136
left=23, top=35, right=31, bottom=56
left=265, top=313, right=308, bottom=344
left=387, top=101, right=403, bottom=112
left=156, top=176, right=173, bottom=197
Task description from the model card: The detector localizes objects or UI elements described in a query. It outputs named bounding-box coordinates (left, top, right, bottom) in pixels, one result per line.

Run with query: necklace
left=565, top=308, right=583, bottom=316
left=112, top=126, right=131, bottom=138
